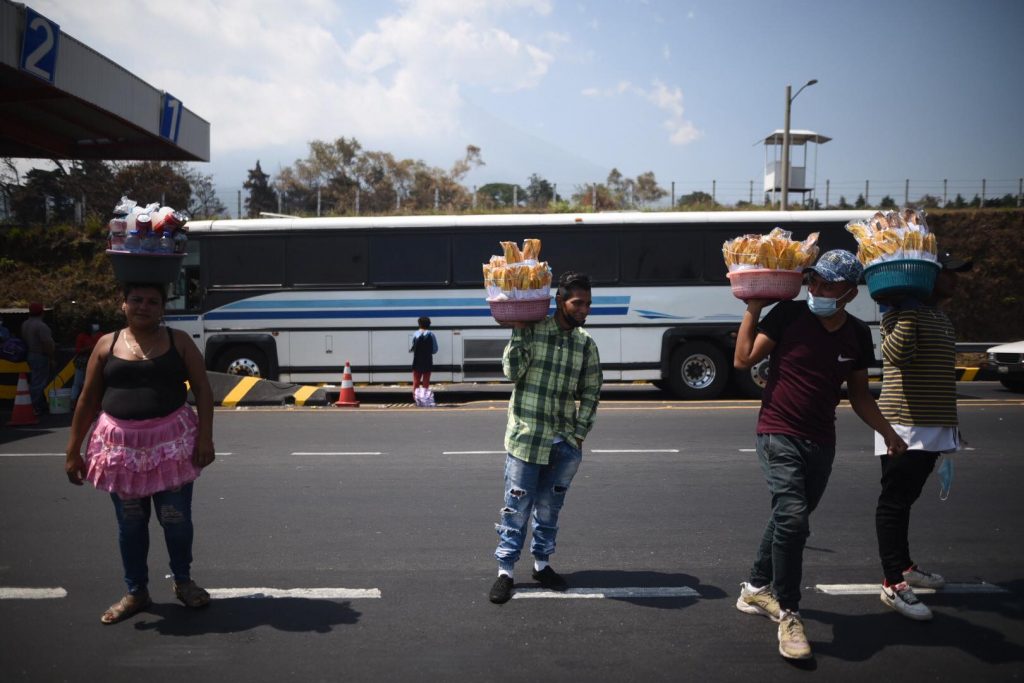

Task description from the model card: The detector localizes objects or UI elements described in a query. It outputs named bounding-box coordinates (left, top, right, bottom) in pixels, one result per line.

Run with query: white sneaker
left=777, top=610, right=812, bottom=660
left=735, top=582, right=781, bottom=622
left=881, top=582, right=933, bottom=620
left=903, top=566, right=945, bottom=589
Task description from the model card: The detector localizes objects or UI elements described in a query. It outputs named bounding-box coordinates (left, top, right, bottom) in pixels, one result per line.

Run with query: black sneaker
left=531, top=566, right=568, bottom=591
left=489, top=575, right=514, bottom=604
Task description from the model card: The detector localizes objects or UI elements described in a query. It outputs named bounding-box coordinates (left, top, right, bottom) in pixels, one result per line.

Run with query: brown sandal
left=173, top=580, right=211, bottom=608
left=100, top=592, right=152, bottom=624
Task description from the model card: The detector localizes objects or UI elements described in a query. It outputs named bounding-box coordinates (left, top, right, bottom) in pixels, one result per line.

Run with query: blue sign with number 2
left=20, top=7, right=60, bottom=84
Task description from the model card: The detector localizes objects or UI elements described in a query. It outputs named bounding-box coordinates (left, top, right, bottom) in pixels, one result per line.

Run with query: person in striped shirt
left=488, top=271, right=602, bottom=604
left=874, top=251, right=973, bottom=621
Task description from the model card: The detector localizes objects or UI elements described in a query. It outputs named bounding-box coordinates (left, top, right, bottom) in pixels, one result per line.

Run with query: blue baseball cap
left=804, top=249, right=863, bottom=283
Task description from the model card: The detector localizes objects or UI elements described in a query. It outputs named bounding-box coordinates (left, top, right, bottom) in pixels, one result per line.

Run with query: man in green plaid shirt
left=488, top=272, right=602, bottom=604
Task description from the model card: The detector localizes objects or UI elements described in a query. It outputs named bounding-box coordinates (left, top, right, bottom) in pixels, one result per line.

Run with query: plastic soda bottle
left=158, top=229, right=174, bottom=253
left=125, top=229, right=141, bottom=252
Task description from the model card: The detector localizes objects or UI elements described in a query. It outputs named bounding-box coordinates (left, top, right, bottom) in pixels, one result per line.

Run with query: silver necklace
left=125, top=331, right=157, bottom=360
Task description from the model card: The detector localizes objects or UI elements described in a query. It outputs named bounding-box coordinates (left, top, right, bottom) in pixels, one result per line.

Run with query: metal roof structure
left=761, top=129, right=832, bottom=146
left=0, top=0, right=209, bottom=161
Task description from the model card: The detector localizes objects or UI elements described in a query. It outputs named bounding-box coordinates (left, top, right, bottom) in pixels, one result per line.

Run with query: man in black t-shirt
left=732, top=249, right=907, bottom=660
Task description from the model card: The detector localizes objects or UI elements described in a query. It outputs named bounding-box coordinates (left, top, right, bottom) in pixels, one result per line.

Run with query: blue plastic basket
left=863, top=258, right=940, bottom=300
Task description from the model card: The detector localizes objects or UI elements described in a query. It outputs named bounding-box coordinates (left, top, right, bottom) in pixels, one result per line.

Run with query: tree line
left=2, top=137, right=1018, bottom=225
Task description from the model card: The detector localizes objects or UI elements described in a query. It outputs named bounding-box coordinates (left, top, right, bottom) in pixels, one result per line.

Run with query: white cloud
left=35, top=0, right=556, bottom=156
left=580, top=79, right=700, bottom=145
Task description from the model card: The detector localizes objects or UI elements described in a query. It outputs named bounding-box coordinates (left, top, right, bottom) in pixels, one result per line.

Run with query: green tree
left=9, top=167, right=74, bottom=224
left=854, top=194, right=867, bottom=208
left=879, top=195, right=897, bottom=209
left=677, top=191, right=715, bottom=208
left=478, top=183, right=524, bottom=208
left=243, top=160, right=278, bottom=217
left=185, top=168, right=228, bottom=219
left=571, top=183, right=616, bottom=210
left=836, top=195, right=850, bottom=209
left=524, top=173, right=557, bottom=208
left=634, top=171, right=667, bottom=207
left=949, top=193, right=966, bottom=208
left=112, top=161, right=191, bottom=210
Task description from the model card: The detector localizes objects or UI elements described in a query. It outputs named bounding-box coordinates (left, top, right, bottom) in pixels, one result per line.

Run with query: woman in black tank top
left=64, top=282, right=217, bottom=624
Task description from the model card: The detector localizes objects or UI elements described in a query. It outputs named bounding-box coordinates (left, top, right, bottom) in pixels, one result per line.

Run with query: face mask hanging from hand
left=938, top=456, right=954, bottom=501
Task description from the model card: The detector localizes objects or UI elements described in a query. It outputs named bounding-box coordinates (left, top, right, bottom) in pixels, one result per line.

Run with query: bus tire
left=668, top=342, right=728, bottom=400
left=733, top=357, right=770, bottom=399
left=216, top=345, right=268, bottom=378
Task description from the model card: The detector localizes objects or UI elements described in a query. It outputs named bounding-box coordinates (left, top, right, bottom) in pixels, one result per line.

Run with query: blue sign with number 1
left=20, top=7, right=60, bottom=84
left=160, top=93, right=183, bottom=144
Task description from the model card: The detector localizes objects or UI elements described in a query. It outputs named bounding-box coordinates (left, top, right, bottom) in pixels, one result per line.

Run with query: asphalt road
left=1, top=384, right=1022, bottom=682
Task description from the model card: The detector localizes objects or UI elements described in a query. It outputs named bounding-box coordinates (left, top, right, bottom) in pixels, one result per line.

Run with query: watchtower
left=762, top=129, right=830, bottom=207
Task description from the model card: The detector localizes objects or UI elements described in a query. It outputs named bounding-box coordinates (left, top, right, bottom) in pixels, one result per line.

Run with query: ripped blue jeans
left=110, top=483, right=195, bottom=594
left=494, top=442, right=583, bottom=572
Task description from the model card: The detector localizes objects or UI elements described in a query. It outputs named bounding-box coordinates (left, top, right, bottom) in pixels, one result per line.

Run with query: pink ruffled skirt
left=86, top=404, right=202, bottom=498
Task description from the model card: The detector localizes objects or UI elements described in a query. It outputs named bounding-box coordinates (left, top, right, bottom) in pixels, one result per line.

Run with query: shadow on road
left=132, top=598, right=362, bottom=635
left=803, top=587, right=1024, bottom=665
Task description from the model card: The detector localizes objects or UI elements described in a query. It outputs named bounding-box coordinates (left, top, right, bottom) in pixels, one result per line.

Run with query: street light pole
left=780, top=79, right=817, bottom=211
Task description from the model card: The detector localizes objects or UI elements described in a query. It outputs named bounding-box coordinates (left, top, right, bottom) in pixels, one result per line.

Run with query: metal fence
left=208, top=177, right=1023, bottom=219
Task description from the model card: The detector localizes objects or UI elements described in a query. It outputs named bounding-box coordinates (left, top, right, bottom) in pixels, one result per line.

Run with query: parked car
left=986, top=340, right=1024, bottom=393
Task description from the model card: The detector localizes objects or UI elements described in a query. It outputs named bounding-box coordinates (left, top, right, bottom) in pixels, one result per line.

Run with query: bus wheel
left=733, top=357, right=769, bottom=399
left=668, top=342, right=728, bottom=400
left=217, top=345, right=267, bottom=378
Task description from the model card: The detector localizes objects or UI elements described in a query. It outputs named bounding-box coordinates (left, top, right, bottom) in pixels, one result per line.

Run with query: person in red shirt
left=71, top=322, right=103, bottom=407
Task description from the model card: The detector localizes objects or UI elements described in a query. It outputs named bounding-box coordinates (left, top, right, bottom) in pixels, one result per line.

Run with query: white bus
left=163, top=210, right=879, bottom=399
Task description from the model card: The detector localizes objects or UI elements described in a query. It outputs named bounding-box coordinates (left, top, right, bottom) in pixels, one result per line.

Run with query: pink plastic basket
left=487, top=297, right=551, bottom=322
left=726, top=269, right=803, bottom=301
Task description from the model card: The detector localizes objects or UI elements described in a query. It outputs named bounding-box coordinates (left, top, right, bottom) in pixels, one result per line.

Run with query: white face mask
left=807, top=288, right=852, bottom=317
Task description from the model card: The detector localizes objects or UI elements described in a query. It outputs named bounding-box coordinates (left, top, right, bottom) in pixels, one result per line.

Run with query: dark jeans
left=875, top=450, right=939, bottom=584
left=749, top=434, right=835, bottom=611
left=111, top=483, right=195, bottom=594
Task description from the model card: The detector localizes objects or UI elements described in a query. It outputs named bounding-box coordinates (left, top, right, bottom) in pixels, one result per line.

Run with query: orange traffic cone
left=6, top=373, right=40, bottom=426
left=333, top=361, right=360, bottom=408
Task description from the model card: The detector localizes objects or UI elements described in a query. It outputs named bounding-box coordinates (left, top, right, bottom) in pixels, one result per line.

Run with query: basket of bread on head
left=846, top=209, right=940, bottom=301
left=482, top=238, right=553, bottom=322
left=722, top=228, right=820, bottom=301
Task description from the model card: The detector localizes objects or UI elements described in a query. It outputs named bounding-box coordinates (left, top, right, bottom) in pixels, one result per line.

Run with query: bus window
left=370, top=234, right=450, bottom=285
left=207, top=236, right=286, bottom=287
left=621, top=229, right=702, bottom=283
left=287, top=234, right=368, bottom=286
left=537, top=231, right=618, bottom=284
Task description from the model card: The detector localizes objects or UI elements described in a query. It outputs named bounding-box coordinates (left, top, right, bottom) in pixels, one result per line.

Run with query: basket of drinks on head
left=105, top=196, right=189, bottom=284
left=482, top=239, right=553, bottom=322
left=846, top=209, right=940, bottom=300
left=722, top=228, right=820, bottom=301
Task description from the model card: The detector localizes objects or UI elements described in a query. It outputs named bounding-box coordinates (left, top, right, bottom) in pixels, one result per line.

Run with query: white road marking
left=591, top=449, right=680, bottom=454
left=513, top=586, right=699, bottom=599
left=0, top=587, right=67, bottom=599
left=814, top=582, right=1008, bottom=596
left=738, top=448, right=756, bottom=452
left=442, top=450, right=505, bottom=455
left=290, top=452, right=383, bottom=456
left=207, top=587, right=381, bottom=599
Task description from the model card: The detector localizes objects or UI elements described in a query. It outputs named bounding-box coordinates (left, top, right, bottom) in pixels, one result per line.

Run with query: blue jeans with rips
left=111, top=483, right=195, bottom=594
left=494, top=441, right=583, bottom=572
left=749, top=434, right=835, bottom=611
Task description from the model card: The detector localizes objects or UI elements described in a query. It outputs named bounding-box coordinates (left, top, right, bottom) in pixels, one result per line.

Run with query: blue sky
left=33, top=0, right=1024, bottom=208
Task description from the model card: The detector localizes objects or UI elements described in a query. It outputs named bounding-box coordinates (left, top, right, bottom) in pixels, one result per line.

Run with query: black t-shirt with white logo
left=755, top=300, right=874, bottom=446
